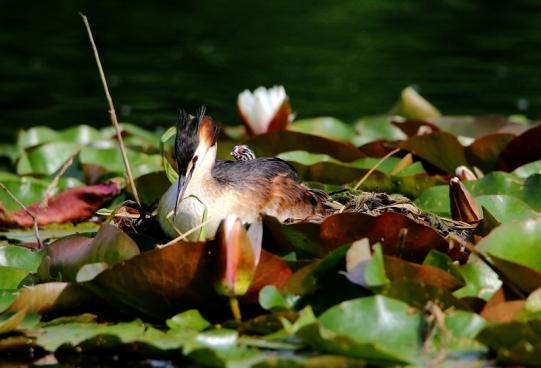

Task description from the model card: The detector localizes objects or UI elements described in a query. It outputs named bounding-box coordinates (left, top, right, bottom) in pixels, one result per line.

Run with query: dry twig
left=80, top=13, right=141, bottom=206
left=39, top=148, right=79, bottom=208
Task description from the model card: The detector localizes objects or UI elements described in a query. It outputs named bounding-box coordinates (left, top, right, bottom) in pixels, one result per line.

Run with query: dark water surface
left=1, top=0, right=541, bottom=140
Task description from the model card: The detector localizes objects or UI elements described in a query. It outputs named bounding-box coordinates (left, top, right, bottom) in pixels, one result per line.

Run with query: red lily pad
left=265, top=212, right=452, bottom=263
left=496, top=123, right=541, bottom=171
left=0, top=181, right=121, bottom=228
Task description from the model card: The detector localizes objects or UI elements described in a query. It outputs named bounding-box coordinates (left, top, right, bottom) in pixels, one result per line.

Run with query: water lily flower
left=237, top=86, right=292, bottom=135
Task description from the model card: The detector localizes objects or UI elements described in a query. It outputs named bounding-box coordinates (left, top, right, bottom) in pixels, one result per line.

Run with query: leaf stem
left=229, top=296, right=242, bottom=321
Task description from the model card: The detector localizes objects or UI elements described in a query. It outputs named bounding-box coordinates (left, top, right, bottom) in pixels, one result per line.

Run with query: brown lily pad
left=465, top=133, right=515, bottom=172
left=400, top=131, right=468, bottom=173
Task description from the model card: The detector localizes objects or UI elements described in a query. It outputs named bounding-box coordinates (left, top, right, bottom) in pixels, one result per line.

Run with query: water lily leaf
left=423, top=249, right=464, bottom=283
left=258, top=285, right=299, bottom=312
left=80, top=146, right=162, bottom=179
left=496, top=123, right=541, bottom=172
left=0, top=173, right=83, bottom=212
left=0, top=245, right=44, bottom=273
left=475, top=195, right=539, bottom=223
left=383, top=255, right=464, bottom=291
left=430, top=115, right=515, bottom=138
left=453, top=257, right=502, bottom=301
left=75, top=262, right=110, bottom=282
left=513, top=159, right=541, bottom=178
left=392, top=118, right=440, bottom=137
left=5, top=282, right=92, bottom=314
left=166, top=310, right=210, bottom=332
left=17, top=141, right=79, bottom=175
left=476, top=319, right=541, bottom=365
left=132, top=170, right=170, bottom=206
left=101, top=123, right=160, bottom=151
left=265, top=212, right=450, bottom=263
left=400, top=131, right=468, bottom=173
left=478, top=217, right=541, bottom=274
left=353, top=115, right=406, bottom=146
left=380, top=281, right=470, bottom=310
left=17, top=126, right=61, bottom=149
left=427, top=310, right=487, bottom=356
left=0, top=309, right=27, bottom=335
left=477, top=217, right=541, bottom=293
left=289, top=117, right=356, bottom=141
left=242, top=250, right=293, bottom=304
left=39, top=224, right=140, bottom=282
left=0, top=181, right=121, bottom=228
left=394, top=86, right=441, bottom=120
left=0, top=290, right=19, bottom=313
left=465, top=133, right=515, bottom=172
left=277, top=151, right=340, bottom=165
left=0, top=267, right=28, bottom=289
left=244, top=131, right=364, bottom=162
left=415, top=172, right=541, bottom=216
left=88, top=241, right=219, bottom=318
left=298, top=295, right=423, bottom=364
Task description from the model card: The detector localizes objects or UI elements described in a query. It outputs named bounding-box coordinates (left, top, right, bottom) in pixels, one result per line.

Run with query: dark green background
left=1, top=0, right=540, bottom=140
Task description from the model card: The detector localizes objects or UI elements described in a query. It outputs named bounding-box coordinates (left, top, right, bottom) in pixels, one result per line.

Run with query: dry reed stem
left=80, top=13, right=141, bottom=206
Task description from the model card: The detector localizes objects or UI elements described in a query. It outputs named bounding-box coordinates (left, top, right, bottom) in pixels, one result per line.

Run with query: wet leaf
left=0, top=181, right=121, bottom=227
left=400, top=131, right=468, bottom=173
left=0, top=267, right=28, bottom=289
left=289, top=117, right=356, bottom=141
left=353, top=115, right=406, bottom=146
left=477, top=319, right=541, bottom=365
left=39, top=224, right=139, bottom=282
left=465, top=133, right=515, bottom=172
left=496, top=123, right=541, bottom=171
left=243, top=131, right=364, bottom=162
left=166, top=310, right=210, bottom=332
left=88, top=241, right=218, bottom=318
left=5, top=282, right=92, bottom=314
left=475, top=195, right=539, bottom=223
left=477, top=217, right=541, bottom=292
left=17, top=141, right=79, bottom=175
left=265, top=212, right=450, bottom=263
left=298, top=295, right=423, bottom=364
left=513, top=159, right=541, bottom=178
left=0, top=245, right=44, bottom=273
left=453, top=257, right=502, bottom=301
left=394, top=86, right=441, bottom=120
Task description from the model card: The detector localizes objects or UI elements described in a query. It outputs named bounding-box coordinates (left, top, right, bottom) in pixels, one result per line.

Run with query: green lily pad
left=17, top=141, right=79, bottom=175
left=0, top=267, right=28, bottom=289
left=166, top=309, right=210, bottom=332
left=353, top=115, right=406, bottom=146
left=298, top=295, right=423, bottom=365
left=289, top=117, right=356, bottom=141
left=475, top=195, right=539, bottom=223
left=513, top=159, right=541, bottom=178
left=0, top=245, right=44, bottom=273
left=453, top=257, right=502, bottom=301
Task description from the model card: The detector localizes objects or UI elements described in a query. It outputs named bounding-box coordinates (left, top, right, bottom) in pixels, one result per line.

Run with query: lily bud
left=455, top=165, right=477, bottom=181
left=214, top=216, right=262, bottom=297
left=237, top=86, right=292, bottom=135
left=449, top=177, right=482, bottom=223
